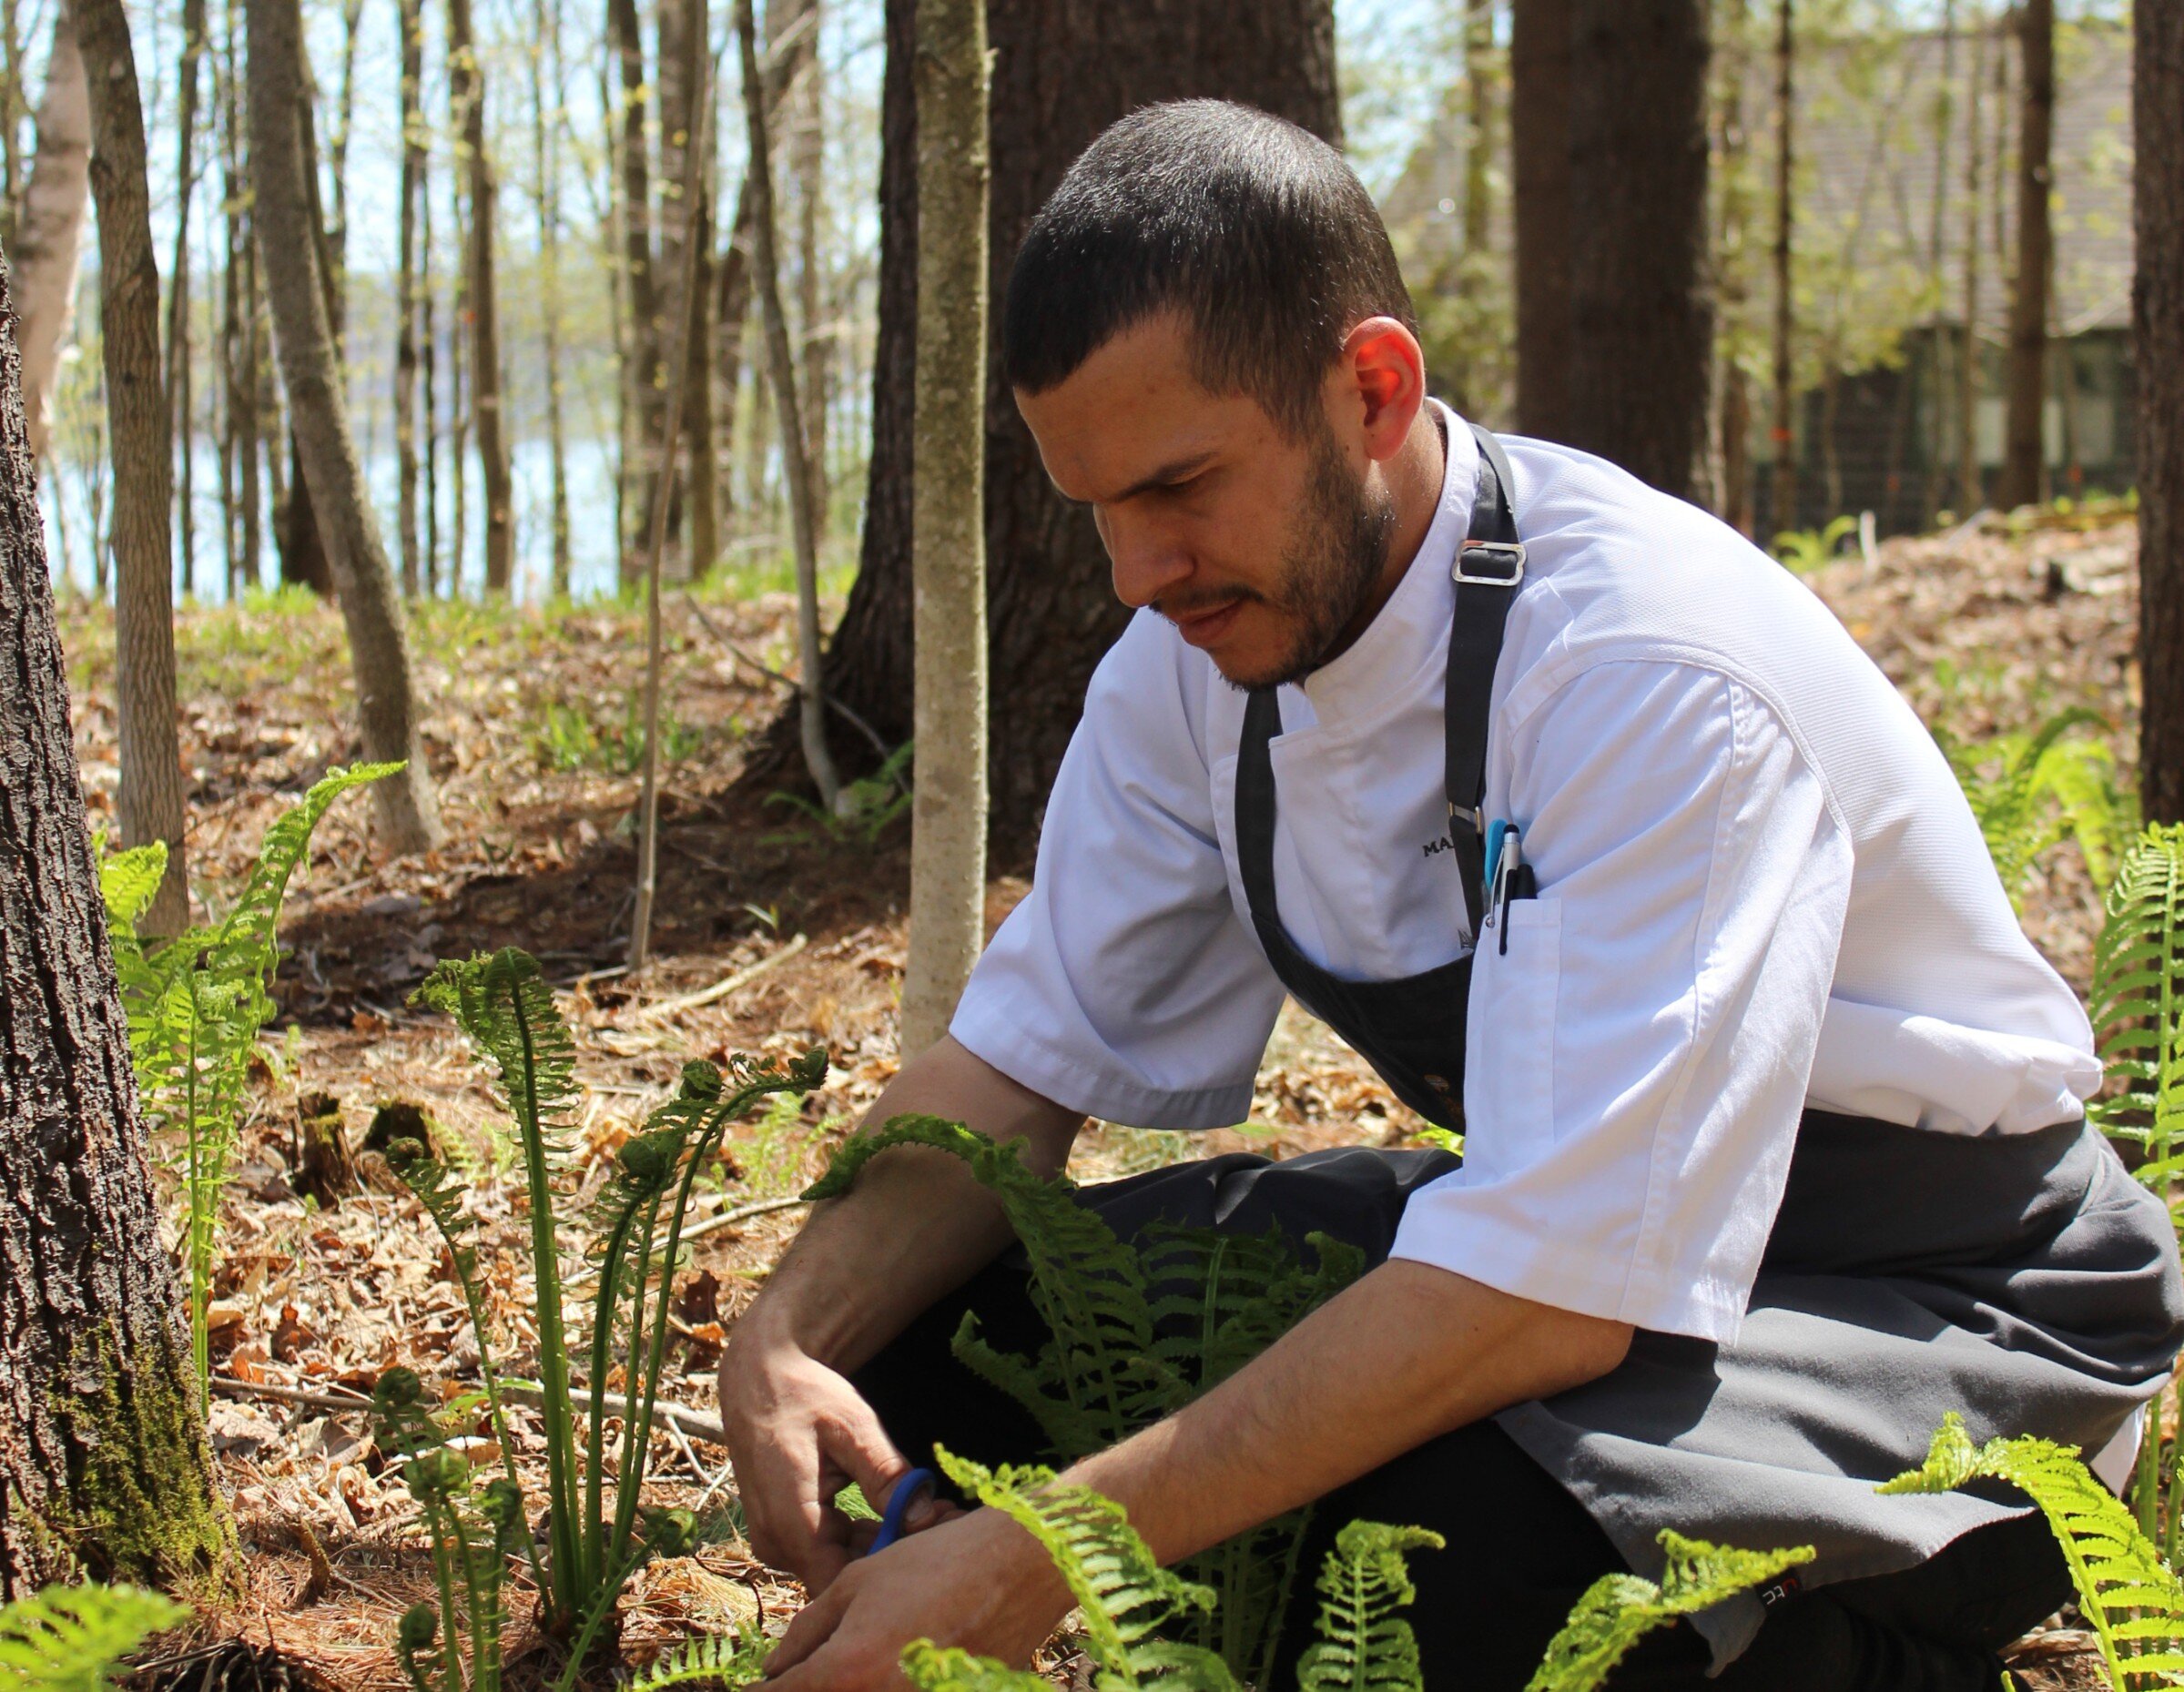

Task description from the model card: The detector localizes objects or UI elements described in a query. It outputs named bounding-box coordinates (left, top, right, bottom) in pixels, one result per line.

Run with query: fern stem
left=609, top=1188, right=670, bottom=1567
left=508, top=981, right=585, bottom=1622
left=584, top=1194, right=641, bottom=1581
left=426, top=1496, right=471, bottom=1692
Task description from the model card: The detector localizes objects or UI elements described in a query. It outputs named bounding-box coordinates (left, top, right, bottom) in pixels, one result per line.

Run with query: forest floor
left=56, top=504, right=2140, bottom=1689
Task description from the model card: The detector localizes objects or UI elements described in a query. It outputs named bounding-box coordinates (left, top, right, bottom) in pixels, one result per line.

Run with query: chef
left=720, top=100, right=2184, bottom=1691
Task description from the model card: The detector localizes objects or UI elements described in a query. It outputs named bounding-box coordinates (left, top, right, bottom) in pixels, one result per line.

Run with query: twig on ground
left=678, top=1193, right=813, bottom=1245
left=211, top=1374, right=373, bottom=1414
left=632, top=932, right=808, bottom=1021
left=681, top=591, right=895, bottom=763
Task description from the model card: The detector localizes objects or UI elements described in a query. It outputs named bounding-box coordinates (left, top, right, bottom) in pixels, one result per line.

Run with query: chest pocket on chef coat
left=1463, top=897, right=1561, bottom=1157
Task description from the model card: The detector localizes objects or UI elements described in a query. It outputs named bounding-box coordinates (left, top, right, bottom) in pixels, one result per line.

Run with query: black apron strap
left=1447, top=424, right=1525, bottom=935
left=1241, top=422, right=1522, bottom=941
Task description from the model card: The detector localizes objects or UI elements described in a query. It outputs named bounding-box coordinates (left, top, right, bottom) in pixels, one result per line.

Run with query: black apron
left=1231, top=423, right=2184, bottom=1664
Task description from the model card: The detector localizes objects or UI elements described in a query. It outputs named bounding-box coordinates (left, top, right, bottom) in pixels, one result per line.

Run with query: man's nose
left=1100, top=507, right=1193, bottom=609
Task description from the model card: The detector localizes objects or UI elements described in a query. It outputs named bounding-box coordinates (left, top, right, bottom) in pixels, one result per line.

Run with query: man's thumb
left=827, top=1400, right=926, bottom=1524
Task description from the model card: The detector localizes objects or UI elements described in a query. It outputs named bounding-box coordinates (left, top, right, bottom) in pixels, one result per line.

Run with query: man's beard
left=1218, top=429, right=1397, bottom=691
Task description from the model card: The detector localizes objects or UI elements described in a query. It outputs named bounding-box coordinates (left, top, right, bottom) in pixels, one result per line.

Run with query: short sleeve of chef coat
left=1389, top=661, right=1853, bottom=1344
left=949, top=613, right=1287, bottom=1129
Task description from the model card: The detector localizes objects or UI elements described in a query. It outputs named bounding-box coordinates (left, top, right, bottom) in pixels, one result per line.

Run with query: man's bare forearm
left=1062, top=1259, right=1634, bottom=1565
left=734, top=1036, right=1085, bottom=1373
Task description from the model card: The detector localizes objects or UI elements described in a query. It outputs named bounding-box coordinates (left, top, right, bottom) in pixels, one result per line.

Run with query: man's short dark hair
left=1003, top=100, right=1417, bottom=438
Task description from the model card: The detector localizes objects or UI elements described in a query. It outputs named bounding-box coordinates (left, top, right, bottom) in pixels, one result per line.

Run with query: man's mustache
left=1153, top=587, right=1269, bottom=621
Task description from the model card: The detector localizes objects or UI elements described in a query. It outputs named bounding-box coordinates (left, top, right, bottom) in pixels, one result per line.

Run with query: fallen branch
left=632, top=931, right=808, bottom=1022
left=211, top=1373, right=373, bottom=1413
left=504, top=1383, right=728, bottom=1448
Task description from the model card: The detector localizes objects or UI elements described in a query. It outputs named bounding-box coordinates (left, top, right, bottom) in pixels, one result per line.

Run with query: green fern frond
left=617, top=1625, right=773, bottom=1691
left=2087, top=825, right=2184, bottom=1185
left=97, top=842, right=169, bottom=942
left=933, top=1447, right=1237, bottom=1692
left=1524, top=1532, right=1813, bottom=1692
left=1881, top=1413, right=2184, bottom=1687
left=810, top=1119, right=1157, bottom=1449
left=1295, top=1522, right=1445, bottom=1692
left=897, top=1642, right=1052, bottom=1692
left=1941, top=710, right=2113, bottom=911
left=416, top=948, right=584, bottom=1166
left=0, top=1584, right=188, bottom=1691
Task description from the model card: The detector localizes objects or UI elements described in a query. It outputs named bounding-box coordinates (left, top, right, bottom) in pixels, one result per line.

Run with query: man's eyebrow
left=1097, top=451, right=1217, bottom=505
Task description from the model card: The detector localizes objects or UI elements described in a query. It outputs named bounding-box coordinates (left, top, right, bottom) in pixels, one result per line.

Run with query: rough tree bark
left=0, top=251, right=229, bottom=1599
left=449, top=0, right=513, bottom=593
left=248, top=0, right=443, bottom=850
left=1510, top=0, right=1572, bottom=443
left=791, top=0, right=827, bottom=531
left=1564, top=0, right=1713, bottom=504
left=1958, top=8, right=1989, bottom=515
left=802, top=0, right=1339, bottom=853
left=1996, top=0, right=2053, bottom=512
left=2138, top=0, right=2184, bottom=825
left=1713, top=0, right=1756, bottom=535
left=14, top=5, right=87, bottom=461
left=76, top=0, right=188, bottom=934
left=899, top=0, right=988, bottom=1057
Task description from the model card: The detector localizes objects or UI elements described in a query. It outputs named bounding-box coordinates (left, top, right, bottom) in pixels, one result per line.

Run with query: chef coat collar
left=1295, top=400, right=1479, bottom=728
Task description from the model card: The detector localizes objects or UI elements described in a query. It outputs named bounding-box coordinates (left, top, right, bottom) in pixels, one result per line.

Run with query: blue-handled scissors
left=864, top=1467, right=938, bottom=1556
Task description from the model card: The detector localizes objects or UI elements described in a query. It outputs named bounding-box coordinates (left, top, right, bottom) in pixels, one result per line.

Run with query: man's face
left=1016, top=312, right=1395, bottom=690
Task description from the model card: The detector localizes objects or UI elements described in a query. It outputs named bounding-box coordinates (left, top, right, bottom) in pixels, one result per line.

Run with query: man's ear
left=1338, top=316, right=1428, bottom=464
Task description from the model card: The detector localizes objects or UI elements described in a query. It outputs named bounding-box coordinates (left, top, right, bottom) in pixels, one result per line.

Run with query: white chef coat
left=949, top=403, right=2100, bottom=1344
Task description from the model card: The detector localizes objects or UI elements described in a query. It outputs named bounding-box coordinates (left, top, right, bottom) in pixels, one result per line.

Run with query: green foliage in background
left=1773, top=515, right=1860, bottom=574
left=1884, top=1414, right=2184, bottom=1689
left=400, top=946, right=825, bottom=1684
left=1935, top=709, right=2132, bottom=910
left=767, top=741, right=915, bottom=849
left=530, top=694, right=701, bottom=775
left=808, top=1116, right=1360, bottom=1687
left=0, top=1584, right=187, bottom=1691
left=100, top=763, right=394, bottom=1406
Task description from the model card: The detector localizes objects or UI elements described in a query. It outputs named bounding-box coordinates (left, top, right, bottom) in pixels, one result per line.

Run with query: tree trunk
left=1958, top=8, right=1988, bottom=515
left=655, top=0, right=703, bottom=579
left=0, top=0, right=26, bottom=250
left=327, top=0, right=361, bottom=317
left=420, top=134, right=440, bottom=596
left=532, top=0, right=572, bottom=596
left=790, top=0, right=827, bottom=532
left=76, top=0, right=188, bottom=935
left=1510, top=0, right=1572, bottom=442
left=1712, top=0, right=1755, bottom=535
left=1921, top=0, right=1956, bottom=522
left=803, top=0, right=1337, bottom=854
left=1767, top=0, right=1795, bottom=532
left=248, top=0, right=443, bottom=851
left=1563, top=0, right=1712, bottom=504
left=610, top=0, right=659, bottom=588
left=220, top=0, right=262, bottom=598
left=166, top=0, right=207, bottom=600
left=0, top=249, right=229, bottom=1599
left=395, top=0, right=423, bottom=595
left=899, top=0, right=988, bottom=1057
left=2137, top=0, right=2184, bottom=825
left=1995, top=0, right=2052, bottom=512
left=14, top=4, right=87, bottom=460
left=737, top=0, right=838, bottom=810
left=448, top=0, right=513, bottom=593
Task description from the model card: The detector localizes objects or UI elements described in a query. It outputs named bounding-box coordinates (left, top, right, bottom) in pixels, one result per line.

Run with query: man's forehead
left=1013, top=314, right=1265, bottom=504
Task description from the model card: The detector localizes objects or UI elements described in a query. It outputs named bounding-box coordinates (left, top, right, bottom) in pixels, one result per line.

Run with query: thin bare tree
left=396, top=0, right=425, bottom=594
left=529, top=0, right=573, bottom=595
left=14, top=5, right=87, bottom=461
left=899, top=0, right=989, bottom=1056
left=1995, top=0, right=2052, bottom=511
left=167, top=0, right=208, bottom=598
left=449, top=0, right=513, bottom=592
left=1767, top=0, right=1795, bottom=532
left=1958, top=5, right=1989, bottom=514
left=736, top=0, right=837, bottom=810
left=2137, top=0, right=2184, bottom=822
left=76, top=0, right=188, bottom=932
left=610, top=0, right=660, bottom=586
left=248, top=0, right=443, bottom=850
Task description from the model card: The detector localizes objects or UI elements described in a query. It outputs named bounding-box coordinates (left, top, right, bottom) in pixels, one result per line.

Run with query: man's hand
left=761, top=1507, right=1072, bottom=1690
left=719, top=1330, right=930, bottom=1591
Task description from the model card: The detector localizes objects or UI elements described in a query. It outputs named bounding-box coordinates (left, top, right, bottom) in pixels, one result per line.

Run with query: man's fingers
left=763, top=1575, right=853, bottom=1678
left=819, top=1396, right=925, bottom=1530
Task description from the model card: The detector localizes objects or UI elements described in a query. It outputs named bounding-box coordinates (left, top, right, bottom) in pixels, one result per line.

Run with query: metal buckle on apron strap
left=1454, top=538, right=1527, bottom=585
